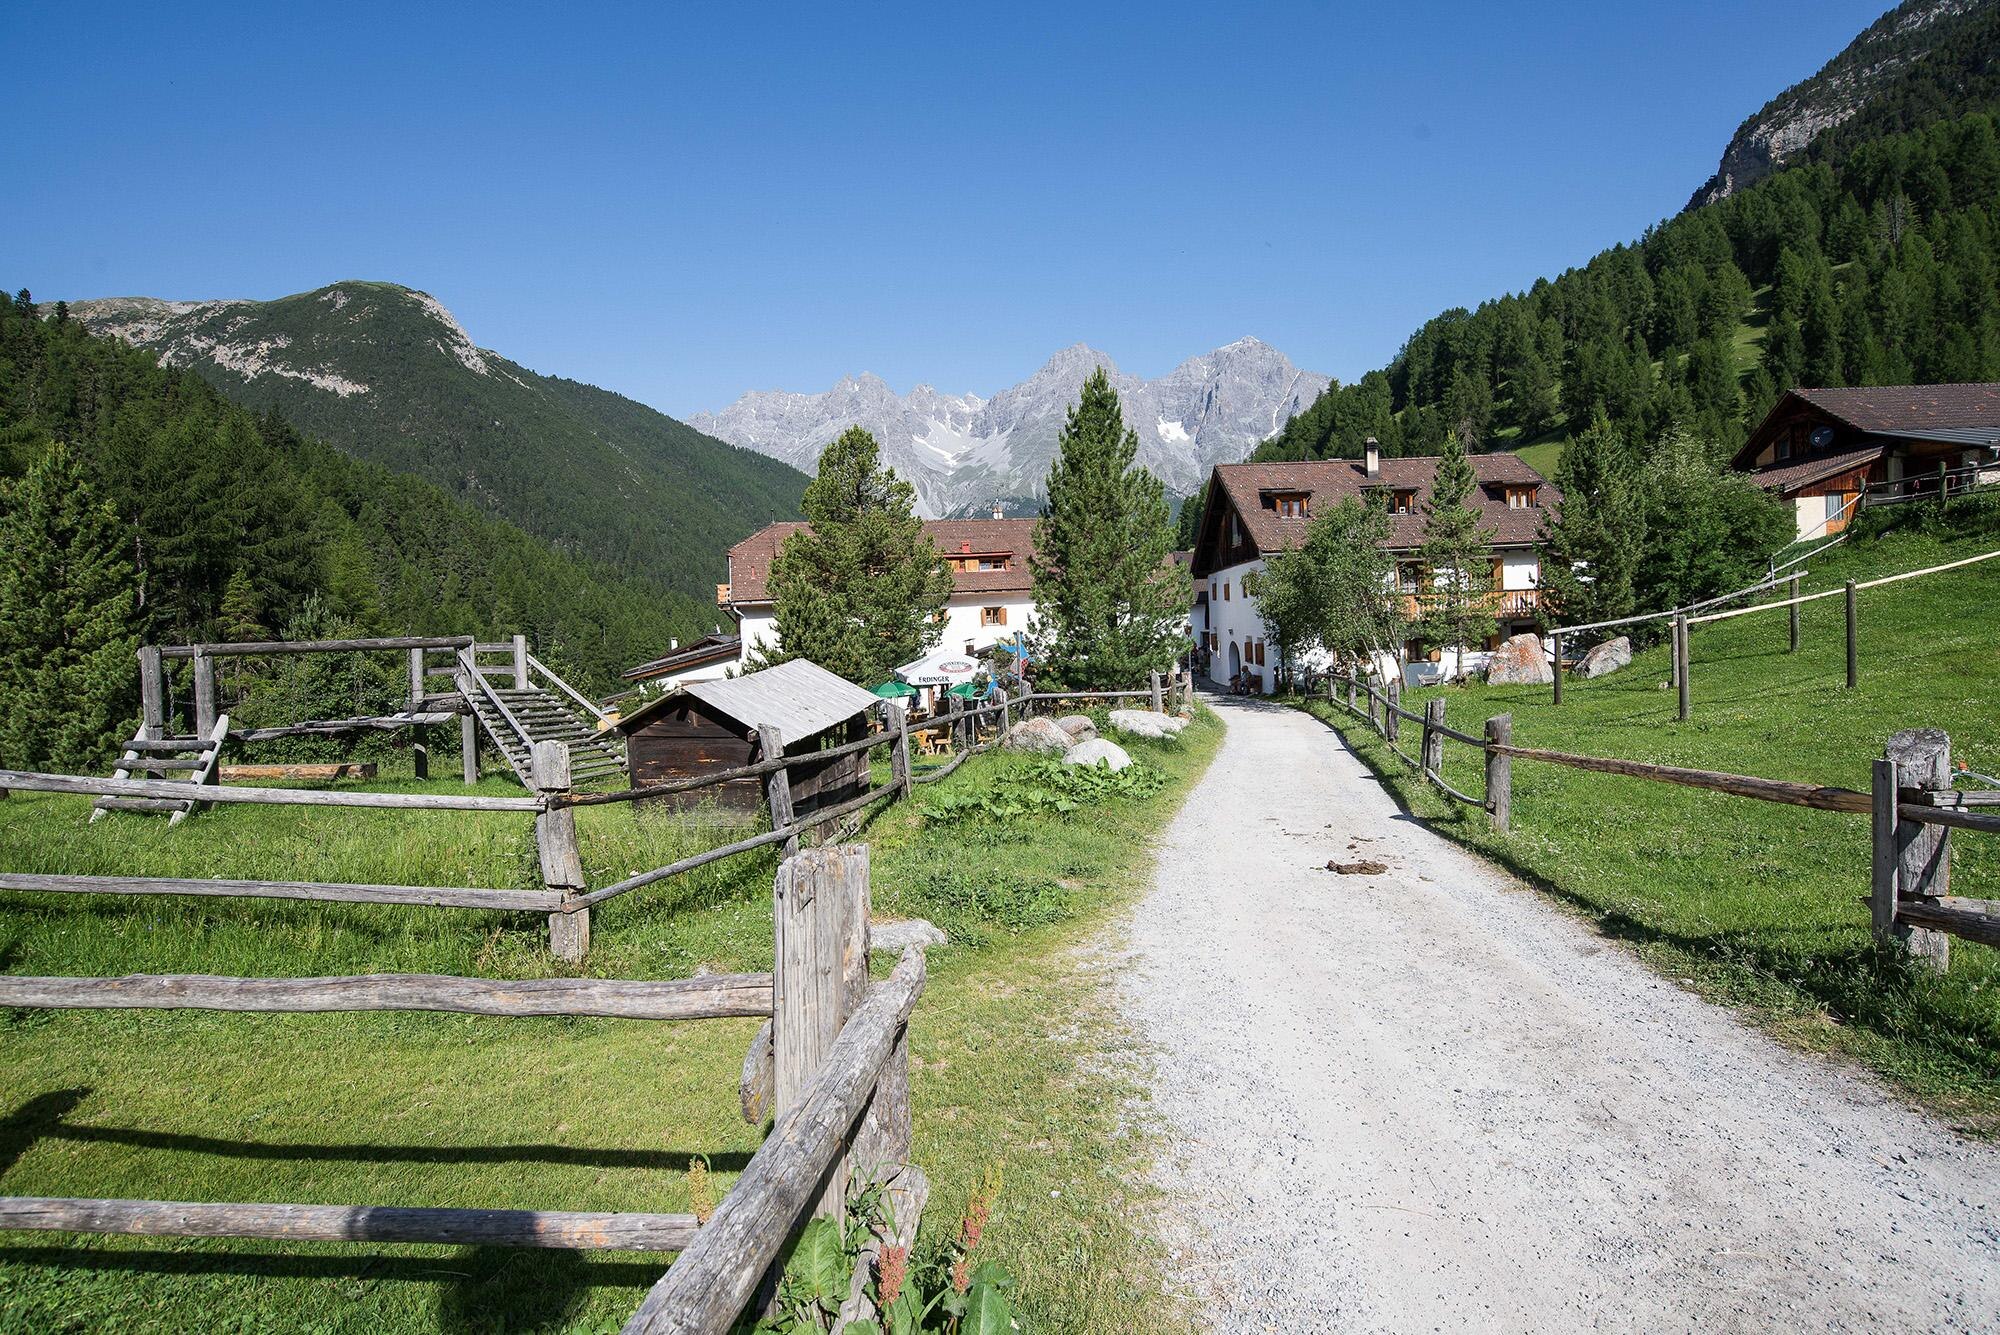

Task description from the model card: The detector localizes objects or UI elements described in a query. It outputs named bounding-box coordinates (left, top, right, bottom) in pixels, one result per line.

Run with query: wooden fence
left=0, top=672, right=1197, bottom=962
left=1326, top=670, right=1999, bottom=967
left=0, top=844, right=930, bottom=1335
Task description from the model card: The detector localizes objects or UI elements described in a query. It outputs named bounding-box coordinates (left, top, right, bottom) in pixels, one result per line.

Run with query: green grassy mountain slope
left=70, top=282, right=807, bottom=602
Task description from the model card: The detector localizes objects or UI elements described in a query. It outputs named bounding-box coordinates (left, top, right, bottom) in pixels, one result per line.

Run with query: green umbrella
left=945, top=682, right=983, bottom=700
left=870, top=680, right=918, bottom=699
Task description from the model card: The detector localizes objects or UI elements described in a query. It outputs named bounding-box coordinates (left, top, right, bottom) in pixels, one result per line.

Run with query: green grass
left=0, top=710, right=1222, bottom=1334
left=1298, top=521, right=2000, bottom=1131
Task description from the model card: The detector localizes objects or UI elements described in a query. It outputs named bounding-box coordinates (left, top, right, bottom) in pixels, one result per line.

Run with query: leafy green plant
left=919, top=756, right=1165, bottom=825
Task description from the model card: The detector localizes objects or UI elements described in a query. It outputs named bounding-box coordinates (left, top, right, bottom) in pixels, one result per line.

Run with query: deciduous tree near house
left=757, top=425, right=954, bottom=685
left=1537, top=416, right=1645, bottom=630
left=1247, top=494, right=1400, bottom=687
left=0, top=443, right=138, bottom=771
left=1029, top=369, right=1189, bottom=689
left=1412, top=433, right=1497, bottom=659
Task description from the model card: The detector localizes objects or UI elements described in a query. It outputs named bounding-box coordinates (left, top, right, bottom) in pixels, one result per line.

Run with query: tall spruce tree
left=1413, top=433, right=1497, bottom=658
left=758, top=426, right=953, bottom=685
left=1030, top=369, right=1189, bottom=688
left=0, top=443, right=138, bottom=770
left=1536, top=417, right=1643, bottom=629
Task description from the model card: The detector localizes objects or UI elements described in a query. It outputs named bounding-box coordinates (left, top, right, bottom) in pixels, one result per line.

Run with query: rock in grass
left=1107, top=709, right=1187, bottom=740
left=1003, top=717, right=1074, bottom=753
left=1577, top=635, right=1633, bottom=679
left=1062, top=737, right=1133, bottom=771
left=872, top=918, right=948, bottom=951
left=1054, top=714, right=1098, bottom=742
left=1484, top=632, right=1552, bottom=686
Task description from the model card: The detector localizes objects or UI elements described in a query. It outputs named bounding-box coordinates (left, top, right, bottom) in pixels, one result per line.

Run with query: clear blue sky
left=6, top=1, right=1888, bottom=417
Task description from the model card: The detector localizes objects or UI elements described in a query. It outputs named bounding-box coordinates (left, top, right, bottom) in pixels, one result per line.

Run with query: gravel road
left=1117, top=694, right=2000, bottom=1332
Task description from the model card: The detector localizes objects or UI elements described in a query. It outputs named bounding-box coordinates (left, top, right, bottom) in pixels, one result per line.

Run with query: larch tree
left=1248, top=494, right=1399, bottom=687
left=758, top=426, right=953, bottom=685
left=0, top=443, right=138, bottom=770
left=1412, top=433, right=1497, bottom=660
left=1029, top=369, right=1190, bottom=689
left=1536, top=416, right=1644, bottom=630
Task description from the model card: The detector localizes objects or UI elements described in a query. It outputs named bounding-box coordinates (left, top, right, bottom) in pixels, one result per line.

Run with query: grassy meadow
left=0, top=710, right=1221, bottom=1334
left=1300, top=517, right=2000, bottom=1130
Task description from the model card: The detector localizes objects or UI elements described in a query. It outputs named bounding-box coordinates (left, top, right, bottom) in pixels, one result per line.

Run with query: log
left=888, top=703, right=912, bottom=798
left=1788, top=575, right=1801, bottom=652
left=0, top=769, right=541, bottom=812
left=740, top=1019, right=775, bottom=1124
left=1894, top=897, right=2000, bottom=949
left=193, top=651, right=217, bottom=739
left=565, top=825, right=797, bottom=911
left=410, top=648, right=430, bottom=781
left=160, top=636, right=474, bottom=659
left=1888, top=729, right=1951, bottom=969
left=1484, top=715, right=1511, bottom=832
left=0, top=970, right=774, bottom=1020
left=760, top=725, right=798, bottom=861
left=0, top=1196, right=696, bottom=1251
left=773, top=847, right=870, bottom=1221
left=533, top=742, right=589, bottom=964
left=1845, top=581, right=1859, bottom=690
left=1896, top=804, right=2000, bottom=834
left=1485, top=745, right=1872, bottom=814
left=217, top=764, right=377, bottom=781
left=1675, top=614, right=1690, bottom=721
left=1420, top=698, right=1444, bottom=779
left=138, top=646, right=164, bottom=734
left=0, top=871, right=559, bottom=913
left=1871, top=759, right=1899, bottom=942
left=622, top=949, right=927, bottom=1335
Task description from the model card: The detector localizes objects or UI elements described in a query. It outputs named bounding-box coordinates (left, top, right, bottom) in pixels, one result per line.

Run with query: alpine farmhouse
left=716, top=515, right=1040, bottom=673
left=1189, top=440, right=1556, bottom=692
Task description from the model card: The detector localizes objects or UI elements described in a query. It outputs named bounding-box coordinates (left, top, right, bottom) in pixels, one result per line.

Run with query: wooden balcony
left=1398, top=587, right=1540, bottom=620
left=716, top=583, right=732, bottom=607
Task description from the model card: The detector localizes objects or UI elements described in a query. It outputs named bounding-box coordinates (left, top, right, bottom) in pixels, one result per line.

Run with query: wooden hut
left=610, top=659, right=880, bottom=818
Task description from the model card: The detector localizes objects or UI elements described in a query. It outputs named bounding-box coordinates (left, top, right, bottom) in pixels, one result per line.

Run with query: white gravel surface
left=1118, top=695, right=2000, bottom=1333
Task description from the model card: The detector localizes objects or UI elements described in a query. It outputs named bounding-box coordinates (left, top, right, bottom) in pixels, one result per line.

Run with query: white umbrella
left=894, top=648, right=982, bottom=688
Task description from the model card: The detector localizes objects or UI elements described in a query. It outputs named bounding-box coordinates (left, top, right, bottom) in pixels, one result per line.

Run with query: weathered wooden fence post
left=408, top=647, right=429, bottom=781
left=1675, top=615, right=1691, bottom=722
left=512, top=634, right=530, bottom=690
left=1550, top=631, right=1563, bottom=705
left=138, top=645, right=164, bottom=738
left=1421, top=698, right=1445, bottom=780
left=532, top=740, right=589, bottom=964
left=1845, top=581, right=1859, bottom=689
left=1886, top=728, right=1952, bottom=970
left=772, top=845, right=871, bottom=1219
left=1485, top=714, right=1512, bottom=832
left=1870, top=756, right=1899, bottom=945
left=1383, top=679, right=1400, bottom=743
left=1365, top=680, right=1379, bottom=733
left=758, top=724, right=798, bottom=858
left=456, top=662, right=480, bottom=786
left=1149, top=670, right=1163, bottom=712
left=193, top=650, right=217, bottom=739
left=1346, top=672, right=1356, bottom=713
left=887, top=703, right=912, bottom=797
left=1788, top=574, right=1801, bottom=653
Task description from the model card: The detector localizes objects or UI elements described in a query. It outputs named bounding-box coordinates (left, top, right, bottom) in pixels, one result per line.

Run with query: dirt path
left=1117, top=694, right=2000, bottom=1332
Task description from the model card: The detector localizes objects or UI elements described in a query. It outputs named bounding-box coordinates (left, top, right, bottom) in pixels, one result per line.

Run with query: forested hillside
left=1257, top=0, right=2000, bottom=481
left=0, top=295, right=718, bottom=766
left=71, top=282, right=807, bottom=601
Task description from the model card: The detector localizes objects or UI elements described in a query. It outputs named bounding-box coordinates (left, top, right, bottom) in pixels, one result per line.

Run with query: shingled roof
left=1733, top=384, right=2000, bottom=472
left=725, top=518, right=1038, bottom=605
left=1204, top=453, right=1555, bottom=563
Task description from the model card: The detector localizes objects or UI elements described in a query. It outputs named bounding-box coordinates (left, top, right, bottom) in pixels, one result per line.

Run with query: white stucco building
left=716, top=517, right=1041, bottom=675
left=1188, top=442, right=1559, bottom=693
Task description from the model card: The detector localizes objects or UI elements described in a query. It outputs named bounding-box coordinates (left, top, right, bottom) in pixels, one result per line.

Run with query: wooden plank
left=533, top=741, right=590, bottom=964
left=1484, top=715, right=1511, bottom=832
left=1788, top=575, right=1801, bottom=652
left=773, top=846, right=870, bottom=1221
left=740, top=1019, right=775, bottom=1124
left=410, top=647, right=430, bottom=781
left=192, top=651, right=217, bottom=739
left=1845, top=581, right=1859, bottom=689
left=159, top=636, right=475, bottom=660
left=0, top=871, right=556, bottom=912
left=0, top=769, right=542, bottom=812
left=513, top=634, right=530, bottom=690
left=1550, top=631, right=1563, bottom=705
left=0, top=1197, right=697, bottom=1251
left=217, top=764, right=378, bottom=781
left=138, top=645, right=164, bottom=734
left=1675, top=615, right=1690, bottom=721
left=1871, top=758, right=1899, bottom=942
left=1485, top=746, right=1872, bottom=814
left=622, top=949, right=927, bottom=1335
left=0, top=970, right=774, bottom=1020
left=1888, top=728, right=1951, bottom=969
left=760, top=725, right=798, bottom=861
left=1420, top=698, right=1444, bottom=779
left=1895, top=898, right=2000, bottom=949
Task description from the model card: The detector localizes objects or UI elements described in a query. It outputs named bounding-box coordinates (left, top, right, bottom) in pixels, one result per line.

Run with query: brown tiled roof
left=1210, top=453, right=1557, bottom=556
left=1795, top=383, right=2000, bottom=433
left=1748, top=442, right=1886, bottom=494
left=726, top=518, right=1039, bottom=604
left=621, top=633, right=742, bottom=682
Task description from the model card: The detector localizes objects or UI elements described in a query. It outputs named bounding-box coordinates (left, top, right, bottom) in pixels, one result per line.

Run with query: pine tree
left=758, top=426, right=953, bottom=685
left=1536, top=417, right=1643, bottom=629
left=1412, top=433, right=1497, bottom=660
left=1030, top=369, right=1189, bottom=688
left=0, top=443, right=139, bottom=770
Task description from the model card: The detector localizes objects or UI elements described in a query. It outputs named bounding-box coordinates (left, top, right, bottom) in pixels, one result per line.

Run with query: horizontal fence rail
left=0, top=769, right=542, bottom=812
left=0, top=872, right=561, bottom=913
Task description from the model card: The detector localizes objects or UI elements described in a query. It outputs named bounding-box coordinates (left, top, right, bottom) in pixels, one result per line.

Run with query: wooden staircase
left=458, top=647, right=626, bottom=788
left=90, top=715, right=230, bottom=827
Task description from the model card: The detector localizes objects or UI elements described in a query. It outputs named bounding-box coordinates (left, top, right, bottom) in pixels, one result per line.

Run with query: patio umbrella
left=944, top=681, right=983, bottom=701
left=869, top=680, right=918, bottom=699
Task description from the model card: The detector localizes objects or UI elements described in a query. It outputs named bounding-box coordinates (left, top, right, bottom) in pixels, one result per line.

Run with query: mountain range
left=70, top=282, right=807, bottom=605
left=691, top=339, right=1329, bottom=517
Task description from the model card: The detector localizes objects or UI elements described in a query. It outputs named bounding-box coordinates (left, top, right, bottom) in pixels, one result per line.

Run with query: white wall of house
left=1500, top=551, right=1539, bottom=591
left=642, top=658, right=736, bottom=690
left=1200, top=557, right=1282, bottom=693
left=732, top=592, right=1038, bottom=674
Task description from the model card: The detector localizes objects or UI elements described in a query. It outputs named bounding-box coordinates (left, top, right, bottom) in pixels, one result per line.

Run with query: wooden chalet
left=1734, top=384, right=2000, bottom=541
left=610, top=659, right=879, bottom=817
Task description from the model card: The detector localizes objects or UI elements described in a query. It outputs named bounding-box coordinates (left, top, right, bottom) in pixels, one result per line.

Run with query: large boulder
left=1484, top=632, right=1552, bottom=686
left=1003, top=716, right=1074, bottom=754
left=1107, top=709, right=1188, bottom=740
left=1062, top=738, right=1133, bottom=771
left=1577, top=635, right=1633, bottom=679
left=1054, top=714, right=1098, bottom=742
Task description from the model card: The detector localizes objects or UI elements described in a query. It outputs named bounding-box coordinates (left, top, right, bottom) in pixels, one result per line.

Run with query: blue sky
left=6, top=1, right=1888, bottom=417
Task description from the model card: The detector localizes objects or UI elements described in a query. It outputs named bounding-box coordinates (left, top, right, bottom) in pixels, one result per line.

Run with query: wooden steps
left=91, top=715, right=230, bottom=827
left=460, top=668, right=625, bottom=789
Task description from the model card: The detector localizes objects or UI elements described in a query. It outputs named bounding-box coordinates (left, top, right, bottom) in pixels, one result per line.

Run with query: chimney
left=669, top=637, right=679, bottom=651
left=1364, top=436, right=1380, bottom=478
left=991, top=502, right=1004, bottom=520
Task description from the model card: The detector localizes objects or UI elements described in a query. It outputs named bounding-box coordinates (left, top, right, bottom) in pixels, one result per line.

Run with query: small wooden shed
left=611, top=659, right=880, bottom=818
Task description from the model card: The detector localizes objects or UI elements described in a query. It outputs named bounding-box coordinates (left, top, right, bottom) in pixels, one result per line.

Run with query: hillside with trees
left=0, top=295, right=721, bottom=765
left=1255, top=0, right=2000, bottom=486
